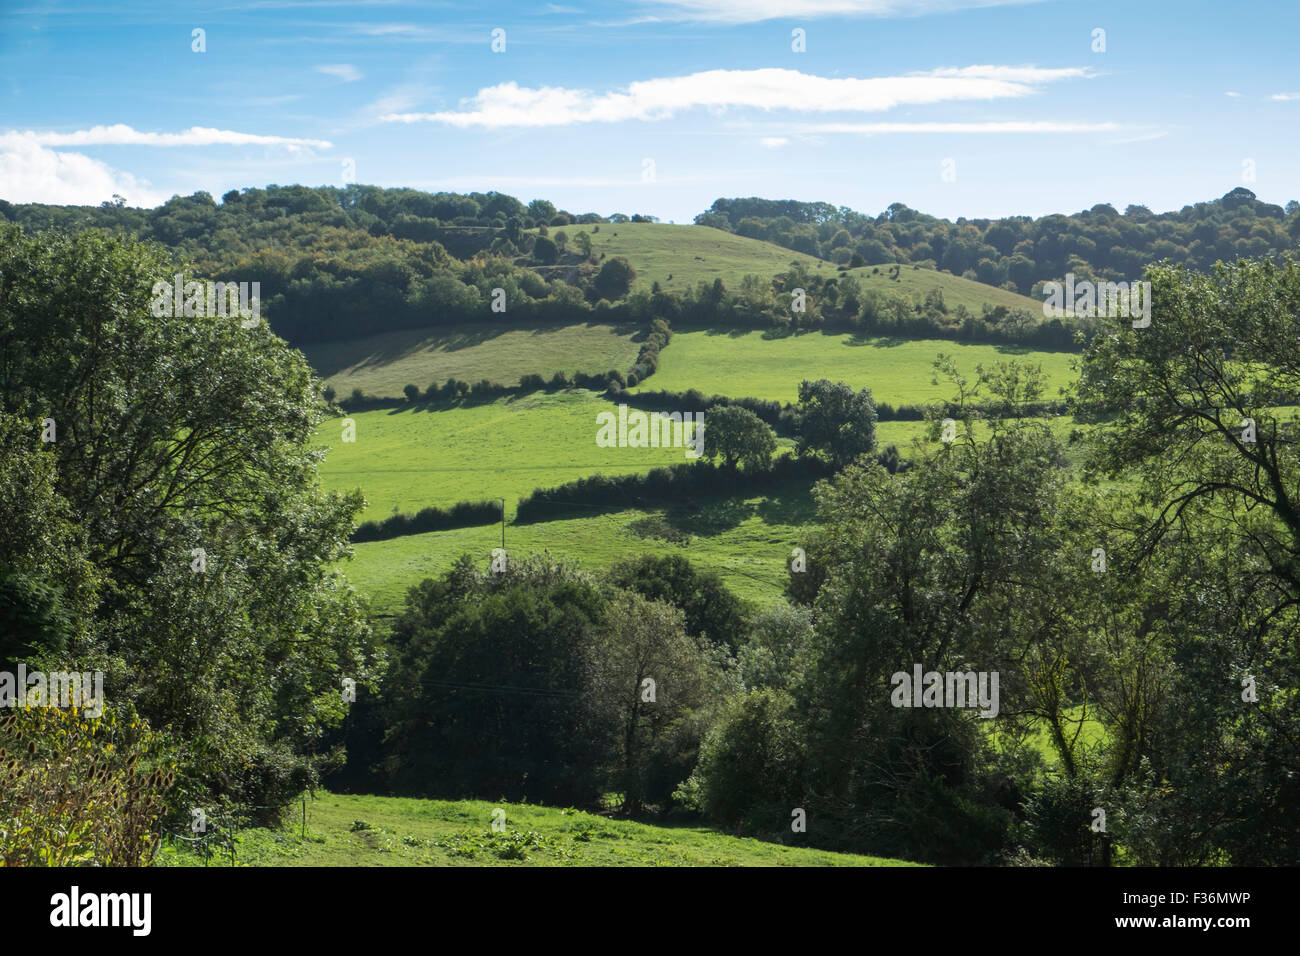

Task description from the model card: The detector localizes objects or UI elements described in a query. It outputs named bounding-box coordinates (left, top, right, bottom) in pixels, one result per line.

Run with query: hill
left=555, top=221, right=826, bottom=291
left=303, top=321, right=643, bottom=399
left=536, top=221, right=1042, bottom=314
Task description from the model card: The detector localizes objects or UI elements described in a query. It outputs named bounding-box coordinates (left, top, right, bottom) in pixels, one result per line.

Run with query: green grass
left=559, top=224, right=1041, bottom=316
left=315, top=391, right=701, bottom=521
left=303, top=321, right=643, bottom=399
left=638, top=329, right=1079, bottom=406
left=158, top=791, right=920, bottom=867
left=341, top=479, right=820, bottom=615
left=841, top=260, right=1043, bottom=315
left=315, top=388, right=1085, bottom=616
left=556, top=222, right=827, bottom=292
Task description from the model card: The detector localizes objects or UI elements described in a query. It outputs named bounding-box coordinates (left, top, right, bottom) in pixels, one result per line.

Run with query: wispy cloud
left=8, top=124, right=332, bottom=150
left=638, top=0, right=1043, bottom=24
left=1269, top=92, right=1300, bottom=101
left=316, top=63, right=363, bottom=82
left=760, top=136, right=790, bottom=147
left=382, top=65, right=1089, bottom=128
left=797, top=120, right=1120, bottom=134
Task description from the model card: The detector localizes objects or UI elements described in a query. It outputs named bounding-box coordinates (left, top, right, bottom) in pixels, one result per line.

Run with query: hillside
left=557, top=221, right=826, bottom=291
left=636, top=331, right=1077, bottom=404
left=534, top=221, right=1042, bottom=313
left=303, top=321, right=642, bottom=399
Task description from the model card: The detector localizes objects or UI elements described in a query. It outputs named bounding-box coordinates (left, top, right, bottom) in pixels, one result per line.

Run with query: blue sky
left=2, top=0, right=1297, bottom=221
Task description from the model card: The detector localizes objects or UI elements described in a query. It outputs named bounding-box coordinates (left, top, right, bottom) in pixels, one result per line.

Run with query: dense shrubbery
left=515, top=455, right=833, bottom=523
left=351, top=500, right=503, bottom=543
left=0, top=704, right=179, bottom=866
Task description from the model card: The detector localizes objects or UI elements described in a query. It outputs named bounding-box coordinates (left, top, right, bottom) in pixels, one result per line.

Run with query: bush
left=0, top=703, right=178, bottom=866
left=352, top=499, right=503, bottom=543
left=689, top=689, right=806, bottom=834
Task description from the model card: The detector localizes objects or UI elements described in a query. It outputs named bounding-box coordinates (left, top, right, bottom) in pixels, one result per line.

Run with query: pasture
left=303, top=321, right=642, bottom=399
left=636, top=330, right=1079, bottom=405
left=158, top=791, right=920, bottom=867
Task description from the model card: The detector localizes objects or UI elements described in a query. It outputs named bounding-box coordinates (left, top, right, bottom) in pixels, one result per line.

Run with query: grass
left=542, top=223, right=1040, bottom=315
left=303, top=321, right=642, bottom=398
left=636, top=329, right=1079, bottom=405
left=554, top=222, right=827, bottom=292
left=340, top=478, right=823, bottom=615
left=840, top=260, right=1043, bottom=315
left=158, top=791, right=921, bottom=867
left=315, top=390, right=700, bottom=521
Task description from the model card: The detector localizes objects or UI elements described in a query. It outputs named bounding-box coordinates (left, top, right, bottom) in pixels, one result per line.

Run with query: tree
left=0, top=413, right=98, bottom=667
left=573, top=231, right=592, bottom=259
left=794, top=379, right=878, bottom=469
left=554, top=230, right=568, bottom=254
left=403, top=383, right=420, bottom=402
left=702, top=404, right=776, bottom=471
left=590, top=591, right=718, bottom=812
left=607, top=554, right=747, bottom=650
left=381, top=554, right=612, bottom=804
left=594, top=256, right=636, bottom=300
left=0, top=224, right=379, bottom=810
left=527, top=198, right=557, bottom=223
left=1074, top=255, right=1300, bottom=863
left=532, top=234, right=558, bottom=264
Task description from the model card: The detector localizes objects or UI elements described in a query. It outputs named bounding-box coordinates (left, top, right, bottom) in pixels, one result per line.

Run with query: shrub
left=0, top=703, right=178, bottom=866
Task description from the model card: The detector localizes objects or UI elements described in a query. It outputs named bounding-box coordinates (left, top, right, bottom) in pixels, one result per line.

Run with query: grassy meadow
left=315, top=390, right=703, bottom=521
left=303, top=321, right=643, bottom=399
left=636, top=329, right=1079, bottom=404
left=558, top=223, right=1042, bottom=316
left=557, top=221, right=826, bottom=292
left=159, top=791, right=920, bottom=867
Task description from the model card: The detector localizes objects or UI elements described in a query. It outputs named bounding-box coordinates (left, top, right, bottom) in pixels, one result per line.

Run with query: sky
left=2, top=0, right=1297, bottom=222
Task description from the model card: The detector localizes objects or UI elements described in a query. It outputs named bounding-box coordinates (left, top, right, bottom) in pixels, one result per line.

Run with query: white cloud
left=798, top=120, right=1120, bottom=134
left=640, top=0, right=1042, bottom=23
left=13, top=124, right=332, bottom=150
left=0, top=137, right=167, bottom=206
left=382, top=65, right=1088, bottom=128
left=760, top=136, right=790, bottom=147
left=316, top=63, right=363, bottom=82
left=1270, top=92, right=1300, bottom=101
left=1225, top=91, right=1243, bottom=98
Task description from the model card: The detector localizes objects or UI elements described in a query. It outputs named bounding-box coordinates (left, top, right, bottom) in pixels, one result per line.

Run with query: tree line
left=697, top=187, right=1300, bottom=294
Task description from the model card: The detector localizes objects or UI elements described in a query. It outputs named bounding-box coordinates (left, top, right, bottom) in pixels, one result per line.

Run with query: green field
left=556, top=222, right=826, bottom=292
left=638, top=329, right=1079, bottom=405
left=340, top=479, right=827, bottom=615
left=303, top=321, right=642, bottom=398
left=159, top=791, right=919, bottom=867
left=544, top=223, right=1041, bottom=316
left=841, top=260, right=1043, bottom=315
left=316, top=385, right=1085, bottom=616
left=316, top=390, right=703, bottom=521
